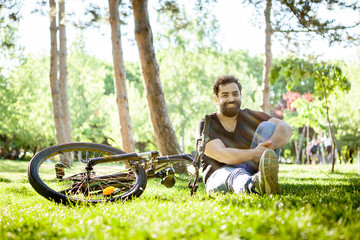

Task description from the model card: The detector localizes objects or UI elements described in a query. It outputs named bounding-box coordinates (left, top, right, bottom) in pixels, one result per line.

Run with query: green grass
left=1, top=160, right=360, bottom=240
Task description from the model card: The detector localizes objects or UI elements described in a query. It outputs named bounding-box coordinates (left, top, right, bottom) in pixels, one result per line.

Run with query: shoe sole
left=259, top=150, right=280, bottom=195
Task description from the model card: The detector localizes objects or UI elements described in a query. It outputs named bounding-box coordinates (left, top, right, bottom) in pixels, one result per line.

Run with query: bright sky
left=18, top=0, right=360, bottom=63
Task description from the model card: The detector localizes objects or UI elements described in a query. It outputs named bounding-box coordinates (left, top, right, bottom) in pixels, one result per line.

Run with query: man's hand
left=263, top=139, right=277, bottom=150
left=252, top=141, right=272, bottom=164
left=205, top=139, right=262, bottom=165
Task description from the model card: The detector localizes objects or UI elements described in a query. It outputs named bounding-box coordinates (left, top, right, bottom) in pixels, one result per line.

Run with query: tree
left=270, top=58, right=351, bottom=171
left=123, top=62, right=156, bottom=152
left=285, top=96, right=326, bottom=164
left=131, top=0, right=182, bottom=157
left=329, top=58, right=360, bottom=164
left=1, top=56, right=55, bottom=159
left=0, top=1, right=53, bottom=159
left=49, top=0, right=66, bottom=147
left=109, top=0, right=136, bottom=153
left=245, top=0, right=360, bottom=113
left=261, top=0, right=272, bottom=114
left=67, top=41, right=120, bottom=146
left=0, top=0, right=20, bottom=53
left=155, top=0, right=219, bottom=50
left=58, top=0, right=72, bottom=143
left=63, top=0, right=136, bottom=152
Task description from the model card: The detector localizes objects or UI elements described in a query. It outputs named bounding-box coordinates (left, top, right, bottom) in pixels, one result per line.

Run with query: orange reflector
left=103, top=186, right=115, bottom=196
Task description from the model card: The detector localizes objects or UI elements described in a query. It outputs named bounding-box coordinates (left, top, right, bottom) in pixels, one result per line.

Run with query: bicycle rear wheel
left=28, top=142, right=147, bottom=205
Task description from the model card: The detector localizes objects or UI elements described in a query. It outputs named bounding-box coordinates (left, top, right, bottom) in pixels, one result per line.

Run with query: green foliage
left=1, top=161, right=360, bottom=239
left=269, top=58, right=351, bottom=99
left=270, top=58, right=352, bottom=162
left=274, top=0, right=360, bottom=46
left=285, top=98, right=326, bottom=131
left=246, top=0, right=360, bottom=57
left=155, top=0, right=220, bottom=51
left=125, top=62, right=157, bottom=152
left=0, top=0, right=20, bottom=54
left=328, top=60, right=360, bottom=150
left=270, top=60, right=315, bottom=104
left=0, top=39, right=270, bottom=156
left=1, top=39, right=127, bottom=157
left=269, top=58, right=351, bottom=137
left=0, top=56, right=55, bottom=158
left=67, top=42, right=120, bottom=145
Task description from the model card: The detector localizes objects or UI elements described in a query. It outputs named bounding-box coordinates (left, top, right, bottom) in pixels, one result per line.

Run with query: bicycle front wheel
left=28, top=142, right=147, bottom=204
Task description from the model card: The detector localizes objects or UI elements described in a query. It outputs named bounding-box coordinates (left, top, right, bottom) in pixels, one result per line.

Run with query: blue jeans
left=205, top=121, right=280, bottom=194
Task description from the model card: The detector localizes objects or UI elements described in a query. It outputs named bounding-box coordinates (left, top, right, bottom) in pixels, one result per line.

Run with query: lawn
left=1, top=160, right=359, bottom=240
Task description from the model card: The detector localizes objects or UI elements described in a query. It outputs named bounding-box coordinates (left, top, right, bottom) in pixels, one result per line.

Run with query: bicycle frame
left=85, top=150, right=201, bottom=196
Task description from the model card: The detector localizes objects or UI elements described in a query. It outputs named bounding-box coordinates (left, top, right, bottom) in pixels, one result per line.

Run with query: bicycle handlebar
left=157, top=154, right=193, bottom=162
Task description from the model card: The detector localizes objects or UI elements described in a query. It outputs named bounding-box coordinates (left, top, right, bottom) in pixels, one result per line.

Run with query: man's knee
left=257, top=121, right=276, bottom=132
left=254, top=121, right=277, bottom=141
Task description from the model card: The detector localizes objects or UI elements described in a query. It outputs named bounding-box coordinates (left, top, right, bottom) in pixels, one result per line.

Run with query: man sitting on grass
left=197, top=75, right=293, bottom=195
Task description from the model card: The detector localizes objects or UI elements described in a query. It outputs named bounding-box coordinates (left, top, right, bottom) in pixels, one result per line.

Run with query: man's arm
left=266, top=118, right=294, bottom=150
left=204, top=139, right=271, bottom=165
left=204, top=118, right=293, bottom=165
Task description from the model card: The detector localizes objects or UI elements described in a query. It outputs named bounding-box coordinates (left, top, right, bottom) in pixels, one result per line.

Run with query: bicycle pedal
left=103, top=186, right=116, bottom=196
left=161, top=175, right=175, bottom=188
left=156, top=166, right=175, bottom=178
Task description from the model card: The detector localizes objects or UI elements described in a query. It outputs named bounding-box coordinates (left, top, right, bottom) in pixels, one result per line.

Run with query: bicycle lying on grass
left=27, top=142, right=202, bottom=205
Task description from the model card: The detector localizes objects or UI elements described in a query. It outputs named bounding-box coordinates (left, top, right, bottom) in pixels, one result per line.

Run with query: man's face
left=215, top=82, right=242, bottom=117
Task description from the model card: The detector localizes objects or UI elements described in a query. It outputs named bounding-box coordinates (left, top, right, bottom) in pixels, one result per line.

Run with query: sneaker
left=252, top=149, right=281, bottom=195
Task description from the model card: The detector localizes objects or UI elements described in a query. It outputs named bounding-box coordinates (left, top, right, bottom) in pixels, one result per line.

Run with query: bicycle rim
left=28, top=142, right=147, bottom=204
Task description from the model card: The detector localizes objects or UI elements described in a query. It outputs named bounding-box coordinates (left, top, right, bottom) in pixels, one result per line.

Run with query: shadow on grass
left=0, top=160, right=28, bottom=174
left=0, top=177, right=12, bottom=183
left=280, top=177, right=360, bottom=184
left=279, top=173, right=360, bottom=207
left=281, top=181, right=360, bottom=194
left=281, top=170, right=360, bottom=191
left=208, top=170, right=360, bottom=209
left=330, top=171, right=360, bottom=178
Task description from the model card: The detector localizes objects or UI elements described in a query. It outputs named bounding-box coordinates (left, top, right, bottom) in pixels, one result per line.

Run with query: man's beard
left=220, top=100, right=241, bottom=117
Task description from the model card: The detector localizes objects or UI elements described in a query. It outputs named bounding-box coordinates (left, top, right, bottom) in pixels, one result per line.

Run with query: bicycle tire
left=28, top=142, right=147, bottom=205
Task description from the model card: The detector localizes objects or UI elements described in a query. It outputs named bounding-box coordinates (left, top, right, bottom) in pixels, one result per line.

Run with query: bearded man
left=196, top=75, right=293, bottom=195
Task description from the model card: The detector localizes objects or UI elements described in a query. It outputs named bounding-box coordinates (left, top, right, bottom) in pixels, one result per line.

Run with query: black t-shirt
left=196, top=109, right=271, bottom=183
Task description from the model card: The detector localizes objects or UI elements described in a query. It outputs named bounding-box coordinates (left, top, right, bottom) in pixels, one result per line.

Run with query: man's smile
left=225, top=101, right=240, bottom=108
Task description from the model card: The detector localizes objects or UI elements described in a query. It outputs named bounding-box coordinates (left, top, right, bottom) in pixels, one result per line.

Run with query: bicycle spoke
left=35, top=144, right=141, bottom=202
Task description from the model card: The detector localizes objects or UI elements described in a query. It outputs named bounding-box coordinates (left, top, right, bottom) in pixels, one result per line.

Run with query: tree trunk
left=131, top=0, right=185, bottom=173
left=261, top=0, right=272, bottom=114
left=131, top=0, right=180, bottom=155
left=320, top=131, right=326, bottom=164
left=109, top=0, right=136, bottom=153
left=0, top=135, right=13, bottom=159
left=58, top=0, right=72, bottom=143
left=320, top=77, right=337, bottom=172
left=20, top=146, right=29, bottom=160
left=296, top=125, right=306, bottom=164
left=329, top=125, right=346, bottom=163
left=293, top=140, right=298, bottom=162
left=49, top=0, right=66, bottom=147
left=306, top=124, right=310, bottom=164
left=357, top=148, right=359, bottom=174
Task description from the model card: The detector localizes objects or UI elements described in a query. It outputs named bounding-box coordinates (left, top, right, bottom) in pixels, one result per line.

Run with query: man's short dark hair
left=213, top=75, right=242, bottom=96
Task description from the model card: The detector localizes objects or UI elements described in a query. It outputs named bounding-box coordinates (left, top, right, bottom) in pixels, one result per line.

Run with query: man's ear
left=214, top=95, right=218, bottom=104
